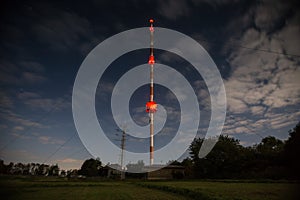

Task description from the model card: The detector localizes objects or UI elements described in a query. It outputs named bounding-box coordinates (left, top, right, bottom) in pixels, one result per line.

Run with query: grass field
left=0, top=176, right=298, bottom=200
left=137, top=180, right=299, bottom=200
left=0, top=176, right=188, bottom=200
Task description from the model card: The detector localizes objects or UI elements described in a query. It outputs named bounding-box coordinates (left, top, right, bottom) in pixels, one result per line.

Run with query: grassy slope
left=138, top=180, right=299, bottom=200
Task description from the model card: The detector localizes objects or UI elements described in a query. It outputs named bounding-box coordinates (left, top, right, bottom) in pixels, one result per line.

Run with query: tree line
left=181, top=121, right=300, bottom=180
left=1, top=122, right=299, bottom=179
left=0, top=162, right=60, bottom=176
left=76, top=121, right=300, bottom=180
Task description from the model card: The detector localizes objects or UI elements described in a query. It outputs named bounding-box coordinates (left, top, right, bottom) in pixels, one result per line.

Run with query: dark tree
left=0, top=160, right=5, bottom=174
left=257, top=136, right=284, bottom=158
left=252, top=136, right=285, bottom=178
left=60, top=170, right=66, bottom=177
left=37, top=164, right=49, bottom=176
left=48, top=164, right=60, bottom=176
left=7, top=162, right=14, bottom=174
left=181, top=157, right=194, bottom=178
left=284, top=122, right=300, bottom=180
left=189, top=135, right=244, bottom=178
left=79, top=158, right=102, bottom=177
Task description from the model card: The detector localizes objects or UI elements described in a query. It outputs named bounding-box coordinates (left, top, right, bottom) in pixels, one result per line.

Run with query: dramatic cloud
left=0, top=91, right=14, bottom=109
left=13, top=126, right=25, bottom=131
left=253, top=0, right=291, bottom=32
left=0, top=60, right=47, bottom=86
left=15, top=88, right=71, bottom=112
left=22, top=72, right=47, bottom=84
left=19, top=61, right=45, bottom=73
left=23, top=97, right=70, bottom=112
left=0, top=110, right=44, bottom=128
left=31, top=7, right=96, bottom=54
left=158, top=0, right=190, bottom=20
left=223, top=1, right=300, bottom=135
left=38, top=136, right=64, bottom=145
left=2, top=1, right=102, bottom=56
left=17, top=91, right=40, bottom=100
left=1, top=149, right=39, bottom=163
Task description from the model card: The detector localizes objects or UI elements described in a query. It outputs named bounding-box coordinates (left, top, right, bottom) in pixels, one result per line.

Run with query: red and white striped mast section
left=146, top=19, right=157, bottom=166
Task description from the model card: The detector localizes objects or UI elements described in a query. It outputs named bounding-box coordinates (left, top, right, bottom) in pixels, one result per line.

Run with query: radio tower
left=146, top=19, right=157, bottom=165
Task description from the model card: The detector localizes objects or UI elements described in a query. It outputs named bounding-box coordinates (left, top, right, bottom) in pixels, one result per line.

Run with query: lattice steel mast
left=146, top=19, right=157, bottom=165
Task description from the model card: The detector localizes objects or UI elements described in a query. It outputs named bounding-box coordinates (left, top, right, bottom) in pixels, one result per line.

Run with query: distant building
left=102, top=164, right=122, bottom=179
left=100, top=164, right=185, bottom=180
left=144, top=164, right=185, bottom=180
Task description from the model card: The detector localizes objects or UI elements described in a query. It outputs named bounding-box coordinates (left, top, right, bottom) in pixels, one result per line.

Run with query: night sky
left=1, top=0, right=299, bottom=170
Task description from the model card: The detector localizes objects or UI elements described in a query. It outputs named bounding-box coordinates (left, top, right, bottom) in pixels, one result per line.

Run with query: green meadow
left=0, top=176, right=298, bottom=200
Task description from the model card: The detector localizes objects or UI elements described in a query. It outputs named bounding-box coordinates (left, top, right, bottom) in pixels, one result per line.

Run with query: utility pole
left=120, top=129, right=125, bottom=180
left=115, top=128, right=126, bottom=180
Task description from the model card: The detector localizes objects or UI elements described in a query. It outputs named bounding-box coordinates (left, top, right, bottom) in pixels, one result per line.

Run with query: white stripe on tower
left=150, top=65, right=154, bottom=101
left=150, top=112, right=154, bottom=165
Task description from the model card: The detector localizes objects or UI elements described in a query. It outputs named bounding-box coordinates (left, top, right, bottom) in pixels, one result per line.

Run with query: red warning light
left=148, top=55, right=155, bottom=64
left=146, top=101, right=157, bottom=113
left=149, top=19, right=154, bottom=23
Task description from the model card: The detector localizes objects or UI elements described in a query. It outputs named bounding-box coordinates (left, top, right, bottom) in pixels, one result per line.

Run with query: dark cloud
left=23, top=97, right=70, bottom=112
left=158, top=0, right=190, bottom=20
left=0, top=60, right=47, bottom=86
left=19, top=61, right=45, bottom=73
left=0, top=91, right=14, bottom=109
left=253, top=0, right=291, bottom=32
left=32, top=11, right=94, bottom=52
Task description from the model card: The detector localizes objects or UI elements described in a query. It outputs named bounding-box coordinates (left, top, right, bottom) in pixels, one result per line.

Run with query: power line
left=0, top=95, right=70, bottom=154
left=198, top=38, right=300, bottom=58
left=62, top=147, right=87, bottom=159
left=115, top=127, right=128, bottom=180
left=42, top=133, right=76, bottom=165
